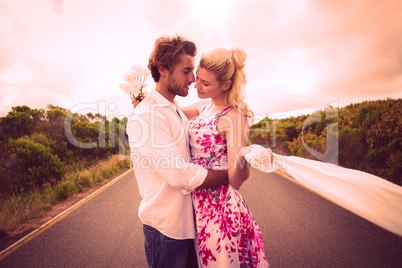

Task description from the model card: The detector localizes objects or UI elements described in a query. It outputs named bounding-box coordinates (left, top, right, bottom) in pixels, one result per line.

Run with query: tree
left=10, top=137, right=66, bottom=189
left=284, top=123, right=298, bottom=141
left=1, top=106, right=33, bottom=139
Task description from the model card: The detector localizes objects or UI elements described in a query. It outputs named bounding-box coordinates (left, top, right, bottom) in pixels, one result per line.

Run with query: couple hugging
left=127, top=34, right=270, bottom=267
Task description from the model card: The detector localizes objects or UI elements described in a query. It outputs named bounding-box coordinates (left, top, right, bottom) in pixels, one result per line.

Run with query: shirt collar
left=149, top=89, right=181, bottom=109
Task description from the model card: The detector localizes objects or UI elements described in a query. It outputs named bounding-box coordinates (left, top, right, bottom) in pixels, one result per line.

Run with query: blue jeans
left=142, top=224, right=198, bottom=268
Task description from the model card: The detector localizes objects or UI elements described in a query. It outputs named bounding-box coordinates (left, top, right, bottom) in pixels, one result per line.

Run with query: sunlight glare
left=274, top=62, right=316, bottom=94
left=195, top=0, right=231, bottom=19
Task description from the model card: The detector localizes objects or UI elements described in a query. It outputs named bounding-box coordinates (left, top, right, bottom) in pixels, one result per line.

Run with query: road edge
left=0, top=168, right=133, bottom=260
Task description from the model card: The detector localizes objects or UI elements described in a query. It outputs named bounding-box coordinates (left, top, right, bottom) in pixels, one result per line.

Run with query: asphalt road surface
left=1, top=168, right=401, bottom=267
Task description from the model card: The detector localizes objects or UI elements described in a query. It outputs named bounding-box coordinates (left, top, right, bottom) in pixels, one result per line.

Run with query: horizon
left=2, top=96, right=398, bottom=122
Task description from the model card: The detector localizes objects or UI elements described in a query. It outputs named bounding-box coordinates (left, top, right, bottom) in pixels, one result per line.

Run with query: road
left=0, top=168, right=401, bottom=267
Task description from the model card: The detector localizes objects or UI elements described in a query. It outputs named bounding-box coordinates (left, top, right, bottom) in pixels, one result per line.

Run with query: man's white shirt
left=126, top=89, right=207, bottom=239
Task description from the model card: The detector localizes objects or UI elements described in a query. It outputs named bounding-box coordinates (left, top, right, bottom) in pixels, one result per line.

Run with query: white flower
left=120, top=65, right=150, bottom=101
left=130, top=65, right=143, bottom=75
left=131, top=81, right=142, bottom=96
left=143, top=69, right=151, bottom=78
left=119, top=83, right=131, bottom=94
left=124, top=73, right=135, bottom=83
left=131, top=65, right=151, bottom=78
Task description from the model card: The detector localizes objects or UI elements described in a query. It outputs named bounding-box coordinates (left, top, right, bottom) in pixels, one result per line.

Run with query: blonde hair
left=199, top=47, right=254, bottom=120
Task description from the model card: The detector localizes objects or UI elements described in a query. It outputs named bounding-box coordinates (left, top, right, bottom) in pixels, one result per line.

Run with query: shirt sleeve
left=126, top=112, right=207, bottom=192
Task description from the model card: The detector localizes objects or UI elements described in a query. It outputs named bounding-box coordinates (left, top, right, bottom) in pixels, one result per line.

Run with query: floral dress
left=189, top=106, right=269, bottom=267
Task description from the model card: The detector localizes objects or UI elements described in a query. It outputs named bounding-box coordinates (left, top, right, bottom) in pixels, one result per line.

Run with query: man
left=126, top=35, right=228, bottom=267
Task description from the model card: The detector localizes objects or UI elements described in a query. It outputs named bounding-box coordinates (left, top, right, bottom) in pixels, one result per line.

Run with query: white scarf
left=245, top=145, right=402, bottom=237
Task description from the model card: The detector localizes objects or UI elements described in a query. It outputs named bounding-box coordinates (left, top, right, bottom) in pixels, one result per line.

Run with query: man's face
left=166, top=54, right=195, bottom=97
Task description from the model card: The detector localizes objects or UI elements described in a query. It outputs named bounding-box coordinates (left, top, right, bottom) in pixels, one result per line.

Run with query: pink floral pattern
left=189, top=106, right=269, bottom=267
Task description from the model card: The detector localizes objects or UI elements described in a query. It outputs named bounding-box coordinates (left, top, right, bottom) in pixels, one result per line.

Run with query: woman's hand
left=131, top=96, right=143, bottom=110
left=239, top=146, right=252, bottom=159
left=240, top=145, right=273, bottom=160
left=240, top=145, right=275, bottom=172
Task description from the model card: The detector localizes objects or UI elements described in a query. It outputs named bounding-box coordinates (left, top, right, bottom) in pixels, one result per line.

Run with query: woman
left=181, top=48, right=269, bottom=267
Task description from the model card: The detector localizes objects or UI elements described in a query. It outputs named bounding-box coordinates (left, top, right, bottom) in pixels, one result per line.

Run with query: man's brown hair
left=148, top=35, right=197, bottom=82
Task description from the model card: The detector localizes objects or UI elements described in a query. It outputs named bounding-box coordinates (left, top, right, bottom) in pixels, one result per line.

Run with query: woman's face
left=195, top=67, right=230, bottom=100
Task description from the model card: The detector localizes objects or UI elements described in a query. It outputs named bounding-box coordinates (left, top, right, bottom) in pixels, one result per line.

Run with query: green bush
left=10, top=137, right=66, bottom=189
left=0, top=105, right=130, bottom=198
left=251, top=98, right=401, bottom=185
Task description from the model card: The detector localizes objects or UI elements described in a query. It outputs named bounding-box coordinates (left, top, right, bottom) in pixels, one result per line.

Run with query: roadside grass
left=0, top=154, right=131, bottom=235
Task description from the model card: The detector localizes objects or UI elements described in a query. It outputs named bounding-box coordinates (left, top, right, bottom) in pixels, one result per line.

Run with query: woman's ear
left=223, top=80, right=232, bottom=91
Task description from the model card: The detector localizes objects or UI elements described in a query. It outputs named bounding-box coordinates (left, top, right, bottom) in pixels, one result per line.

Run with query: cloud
left=244, top=0, right=402, bottom=114
left=1, top=0, right=401, bottom=118
left=0, top=1, right=27, bottom=73
left=49, top=0, right=63, bottom=14
left=0, top=56, right=82, bottom=116
left=304, top=0, right=402, bottom=94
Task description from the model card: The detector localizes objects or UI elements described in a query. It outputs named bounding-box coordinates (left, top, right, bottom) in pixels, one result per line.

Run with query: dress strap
left=200, top=103, right=209, bottom=114
left=216, top=106, right=234, bottom=118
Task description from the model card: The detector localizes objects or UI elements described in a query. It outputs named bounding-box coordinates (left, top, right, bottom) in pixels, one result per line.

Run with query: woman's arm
left=180, top=100, right=209, bottom=120
left=219, top=109, right=250, bottom=190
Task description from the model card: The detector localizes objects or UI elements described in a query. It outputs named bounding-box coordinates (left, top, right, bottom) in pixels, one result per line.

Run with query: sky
left=1, top=0, right=401, bottom=121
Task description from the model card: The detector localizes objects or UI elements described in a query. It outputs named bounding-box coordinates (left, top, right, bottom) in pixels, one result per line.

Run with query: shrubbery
left=249, top=98, right=401, bottom=186
left=0, top=105, right=130, bottom=199
left=0, top=155, right=131, bottom=232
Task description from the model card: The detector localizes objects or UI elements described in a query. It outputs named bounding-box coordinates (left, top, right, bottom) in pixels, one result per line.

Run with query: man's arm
left=127, top=112, right=208, bottom=192
left=180, top=100, right=209, bottom=120
left=196, top=170, right=228, bottom=189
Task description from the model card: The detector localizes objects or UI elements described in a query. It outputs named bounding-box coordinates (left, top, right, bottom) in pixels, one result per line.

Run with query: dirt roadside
left=0, top=174, right=120, bottom=253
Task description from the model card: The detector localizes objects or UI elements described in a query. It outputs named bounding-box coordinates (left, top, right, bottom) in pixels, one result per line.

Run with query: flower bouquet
left=120, top=65, right=151, bottom=101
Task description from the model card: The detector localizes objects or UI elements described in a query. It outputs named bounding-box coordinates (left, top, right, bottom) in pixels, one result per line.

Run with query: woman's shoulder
left=217, top=106, right=248, bottom=129
left=221, top=106, right=247, bottom=120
